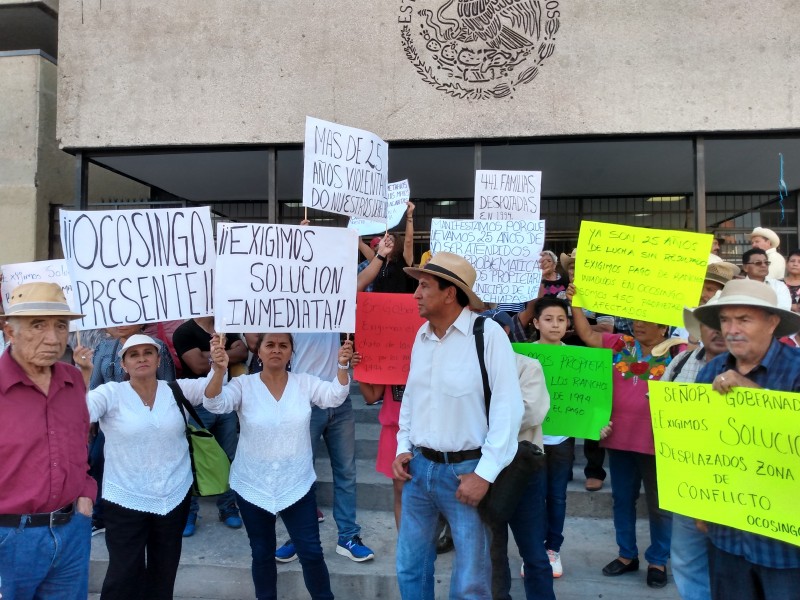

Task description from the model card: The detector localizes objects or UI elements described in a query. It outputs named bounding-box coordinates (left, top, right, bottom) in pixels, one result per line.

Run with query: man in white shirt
left=392, top=253, right=523, bottom=599
left=741, top=248, right=792, bottom=310
left=749, top=227, right=786, bottom=279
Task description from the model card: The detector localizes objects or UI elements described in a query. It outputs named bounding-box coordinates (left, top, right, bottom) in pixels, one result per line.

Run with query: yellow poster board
left=649, top=381, right=800, bottom=547
left=572, top=221, right=712, bottom=327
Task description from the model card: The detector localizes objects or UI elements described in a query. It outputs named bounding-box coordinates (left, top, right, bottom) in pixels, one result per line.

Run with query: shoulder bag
left=474, top=316, right=546, bottom=524
left=168, top=381, right=231, bottom=497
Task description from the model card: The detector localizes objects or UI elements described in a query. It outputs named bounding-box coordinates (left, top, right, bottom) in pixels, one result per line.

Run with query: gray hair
left=5, top=316, right=22, bottom=334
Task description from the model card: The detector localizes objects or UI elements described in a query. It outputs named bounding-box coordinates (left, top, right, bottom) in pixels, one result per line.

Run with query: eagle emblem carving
left=399, top=0, right=560, bottom=99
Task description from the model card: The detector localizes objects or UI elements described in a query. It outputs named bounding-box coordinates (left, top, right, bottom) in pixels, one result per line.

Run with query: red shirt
left=0, top=348, right=96, bottom=514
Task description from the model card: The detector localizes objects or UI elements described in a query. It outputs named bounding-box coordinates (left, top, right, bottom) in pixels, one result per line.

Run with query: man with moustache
left=692, top=279, right=800, bottom=599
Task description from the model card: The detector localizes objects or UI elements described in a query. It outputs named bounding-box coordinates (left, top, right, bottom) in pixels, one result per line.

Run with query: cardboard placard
left=1, top=260, right=79, bottom=331
left=513, top=343, right=613, bottom=439
left=348, top=180, right=410, bottom=236
left=474, top=170, right=541, bottom=221
left=303, top=116, right=388, bottom=222
left=214, top=222, right=357, bottom=333
left=430, top=218, right=545, bottom=304
left=60, top=207, right=215, bottom=330
left=650, top=381, right=800, bottom=547
left=353, top=292, right=425, bottom=384
left=572, top=221, right=712, bottom=327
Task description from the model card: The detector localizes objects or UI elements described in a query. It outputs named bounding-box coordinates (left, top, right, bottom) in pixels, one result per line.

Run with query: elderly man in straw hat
left=749, top=226, right=786, bottom=279
left=0, top=282, right=96, bottom=599
left=392, top=252, right=523, bottom=599
left=693, top=279, right=800, bottom=599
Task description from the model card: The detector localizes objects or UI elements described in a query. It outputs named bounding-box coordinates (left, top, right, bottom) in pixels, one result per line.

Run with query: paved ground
left=88, top=499, right=680, bottom=599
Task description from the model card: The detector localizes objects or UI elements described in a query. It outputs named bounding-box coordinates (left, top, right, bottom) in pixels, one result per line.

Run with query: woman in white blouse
left=83, top=334, right=224, bottom=600
left=205, top=332, right=353, bottom=600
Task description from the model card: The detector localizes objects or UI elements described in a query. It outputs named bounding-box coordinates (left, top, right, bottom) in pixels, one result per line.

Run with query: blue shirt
left=696, top=338, right=800, bottom=569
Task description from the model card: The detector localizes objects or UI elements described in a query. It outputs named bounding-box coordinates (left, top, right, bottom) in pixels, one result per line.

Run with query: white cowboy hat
left=6, top=282, right=84, bottom=320
left=692, top=279, right=800, bottom=338
left=118, top=334, right=162, bottom=358
left=404, top=252, right=484, bottom=310
left=748, top=227, right=780, bottom=249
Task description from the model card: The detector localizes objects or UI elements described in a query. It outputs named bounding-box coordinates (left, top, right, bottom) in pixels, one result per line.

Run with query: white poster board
left=1, top=260, right=79, bottom=331
left=348, top=180, right=410, bottom=236
left=430, top=219, right=545, bottom=304
left=474, top=170, right=541, bottom=221
left=59, top=207, right=216, bottom=330
left=303, top=116, right=388, bottom=222
left=214, top=223, right=358, bottom=333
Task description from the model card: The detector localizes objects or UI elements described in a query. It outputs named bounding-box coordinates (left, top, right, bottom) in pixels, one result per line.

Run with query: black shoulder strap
left=669, top=349, right=695, bottom=380
left=168, top=380, right=204, bottom=426
left=473, top=316, right=492, bottom=424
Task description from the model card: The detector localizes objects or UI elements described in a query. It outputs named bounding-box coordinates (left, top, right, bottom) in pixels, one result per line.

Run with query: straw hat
left=6, top=282, right=84, bottom=320
left=705, top=261, right=740, bottom=286
left=404, top=252, right=484, bottom=310
left=692, top=279, right=800, bottom=338
left=748, top=227, right=780, bottom=249
left=118, top=334, right=162, bottom=358
left=560, top=248, right=577, bottom=271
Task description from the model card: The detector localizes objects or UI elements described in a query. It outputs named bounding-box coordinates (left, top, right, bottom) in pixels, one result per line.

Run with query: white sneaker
left=547, top=549, right=563, bottom=578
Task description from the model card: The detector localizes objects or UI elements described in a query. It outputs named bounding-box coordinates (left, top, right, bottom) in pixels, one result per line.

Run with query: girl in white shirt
left=204, top=332, right=353, bottom=600
left=84, top=334, right=220, bottom=600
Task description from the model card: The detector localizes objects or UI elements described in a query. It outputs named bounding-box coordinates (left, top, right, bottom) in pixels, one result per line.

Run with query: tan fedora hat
left=560, top=248, right=577, bottom=271
left=404, top=252, right=484, bottom=310
left=748, top=227, right=780, bottom=249
left=705, top=261, right=740, bottom=286
left=683, top=294, right=722, bottom=340
left=6, top=282, right=84, bottom=320
left=693, top=279, right=800, bottom=338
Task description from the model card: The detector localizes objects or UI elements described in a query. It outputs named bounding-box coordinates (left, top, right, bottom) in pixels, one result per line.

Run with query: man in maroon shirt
left=0, top=282, right=96, bottom=600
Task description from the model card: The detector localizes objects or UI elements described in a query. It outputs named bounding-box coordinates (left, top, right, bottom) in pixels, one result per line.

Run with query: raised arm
left=358, top=238, right=376, bottom=262
left=565, top=284, right=604, bottom=348
left=403, top=201, right=415, bottom=266
left=73, top=344, right=94, bottom=389
left=357, top=235, right=394, bottom=292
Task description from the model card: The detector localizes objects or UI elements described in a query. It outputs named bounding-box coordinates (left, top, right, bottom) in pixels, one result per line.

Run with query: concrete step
left=313, top=458, right=644, bottom=518
left=88, top=500, right=677, bottom=599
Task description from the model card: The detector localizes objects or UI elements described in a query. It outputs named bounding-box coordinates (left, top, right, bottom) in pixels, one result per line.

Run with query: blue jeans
left=491, top=468, right=554, bottom=600
left=396, top=450, right=491, bottom=600
left=544, top=438, right=574, bottom=552
left=236, top=491, right=333, bottom=600
left=309, top=397, right=359, bottom=541
left=671, top=514, right=711, bottom=600
left=708, top=543, right=800, bottom=600
left=188, top=405, right=239, bottom=515
left=607, top=449, right=672, bottom=565
left=0, top=510, right=92, bottom=600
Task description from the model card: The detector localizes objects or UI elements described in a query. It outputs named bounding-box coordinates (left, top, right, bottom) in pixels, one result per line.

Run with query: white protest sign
left=474, top=170, right=541, bottom=221
left=430, top=219, right=545, bottom=304
left=303, top=116, right=388, bottom=223
left=348, top=180, right=410, bottom=236
left=214, top=223, right=358, bottom=333
left=60, top=207, right=215, bottom=330
left=1, top=260, right=80, bottom=331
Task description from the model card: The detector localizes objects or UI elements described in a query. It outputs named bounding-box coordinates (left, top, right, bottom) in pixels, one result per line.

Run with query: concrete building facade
left=32, top=1, right=800, bottom=258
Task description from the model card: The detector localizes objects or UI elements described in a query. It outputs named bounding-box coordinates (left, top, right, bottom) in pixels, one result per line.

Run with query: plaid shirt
left=696, top=339, right=800, bottom=568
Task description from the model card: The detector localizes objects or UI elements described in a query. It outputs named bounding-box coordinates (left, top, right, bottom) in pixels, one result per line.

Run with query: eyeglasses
left=745, top=260, right=771, bottom=267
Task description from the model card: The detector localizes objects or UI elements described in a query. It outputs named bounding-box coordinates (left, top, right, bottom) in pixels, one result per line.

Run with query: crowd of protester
left=2, top=221, right=799, bottom=600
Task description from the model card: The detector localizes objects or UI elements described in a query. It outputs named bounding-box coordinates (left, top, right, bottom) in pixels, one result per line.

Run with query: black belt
left=419, top=447, right=482, bottom=464
left=0, top=503, right=75, bottom=528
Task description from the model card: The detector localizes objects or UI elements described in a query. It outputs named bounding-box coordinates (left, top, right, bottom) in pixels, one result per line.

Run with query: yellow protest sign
left=649, top=381, right=800, bottom=547
left=572, top=221, right=712, bottom=327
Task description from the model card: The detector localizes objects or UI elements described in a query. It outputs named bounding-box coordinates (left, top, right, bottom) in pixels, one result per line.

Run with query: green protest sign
left=512, top=343, right=613, bottom=440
